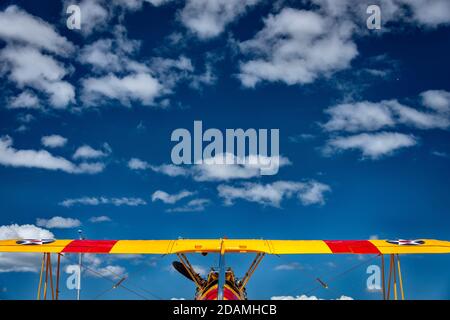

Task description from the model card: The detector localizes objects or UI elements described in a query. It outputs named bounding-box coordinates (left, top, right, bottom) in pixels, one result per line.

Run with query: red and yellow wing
left=0, top=239, right=449, bottom=255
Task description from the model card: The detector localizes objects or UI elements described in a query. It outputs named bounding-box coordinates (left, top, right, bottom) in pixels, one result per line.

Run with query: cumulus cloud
left=0, top=224, right=54, bottom=273
left=0, top=5, right=74, bottom=55
left=421, top=90, right=450, bottom=113
left=79, top=26, right=148, bottom=74
left=149, top=163, right=190, bottom=177
left=149, top=55, right=215, bottom=91
left=321, top=92, right=450, bottom=159
left=128, top=158, right=150, bottom=170
left=143, top=153, right=291, bottom=181
left=311, top=0, right=450, bottom=28
left=151, top=190, right=195, bottom=204
left=274, top=262, right=304, bottom=271
left=63, top=0, right=109, bottom=36
left=322, top=101, right=396, bottom=132
left=217, top=180, right=331, bottom=207
left=8, top=91, right=40, bottom=109
left=36, top=216, right=81, bottom=229
left=0, top=45, right=75, bottom=109
left=0, top=6, right=77, bottom=109
left=324, top=132, right=417, bottom=159
left=322, top=99, right=450, bottom=132
left=167, top=198, right=210, bottom=212
left=66, top=254, right=127, bottom=280
left=59, top=196, right=147, bottom=207
left=41, top=135, right=68, bottom=148
left=128, top=158, right=191, bottom=177
left=62, top=0, right=172, bottom=36
left=238, top=8, right=357, bottom=87
left=73, top=144, right=109, bottom=160
left=0, top=135, right=104, bottom=174
left=151, top=190, right=209, bottom=212
left=88, top=216, right=112, bottom=223
left=403, top=0, right=450, bottom=27
left=180, top=0, right=260, bottom=39
left=81, top=72, right=163, bottom=107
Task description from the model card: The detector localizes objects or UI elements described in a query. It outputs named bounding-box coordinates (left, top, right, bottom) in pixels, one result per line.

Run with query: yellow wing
left=0, top=238, right=449, bottom=255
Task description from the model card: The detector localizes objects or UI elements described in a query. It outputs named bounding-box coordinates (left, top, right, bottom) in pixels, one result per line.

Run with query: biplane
left=0, top=238, right=449, bottom=300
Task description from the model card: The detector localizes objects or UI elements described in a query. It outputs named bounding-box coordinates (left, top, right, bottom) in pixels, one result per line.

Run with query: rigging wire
left=59, top=253, right=161, bottom=300
left=279, top=254, right=380, bottom=298
left=304, top=254, right=380, bottom=296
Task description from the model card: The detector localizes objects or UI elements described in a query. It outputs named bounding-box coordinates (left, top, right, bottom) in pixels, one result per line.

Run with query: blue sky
left=0, top=0, right=449, bottom=300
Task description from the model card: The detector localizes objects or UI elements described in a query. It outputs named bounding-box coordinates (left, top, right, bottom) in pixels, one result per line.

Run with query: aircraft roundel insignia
left=16, top=239, right=55, bottom=245
left=386, top=239, right=425, bottom=246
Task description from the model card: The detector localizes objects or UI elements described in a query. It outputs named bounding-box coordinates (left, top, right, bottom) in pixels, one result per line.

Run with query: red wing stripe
left=62, top=240, right=118, bottom=253
left=324, top=240, right=381, bottom=254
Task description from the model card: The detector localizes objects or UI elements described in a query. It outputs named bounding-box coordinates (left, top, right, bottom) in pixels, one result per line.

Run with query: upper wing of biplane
left=0, top=239, right=449, bottom=255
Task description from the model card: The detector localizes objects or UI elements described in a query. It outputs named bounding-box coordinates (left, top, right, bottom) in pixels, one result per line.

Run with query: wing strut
left=176, top=253, right=205, bottom=289
left=239, top=253, right=265, bottom=290
left=217, top=239, right=226, bottom=300
left=382, top=254, right=405, bottom=300
left=36, top=253, right=61, bottom=300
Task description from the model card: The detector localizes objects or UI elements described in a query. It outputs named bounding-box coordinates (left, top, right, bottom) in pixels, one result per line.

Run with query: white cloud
left=0, top=224, right=54, bottom=273
left=168, top=198, right=210, bottom=212
left=128, top=158, right=150, bottom=170
left=432, top=151, right=449, bottom=158
left=324, top=132, right=417, bottom=159
left=89, top=216, right=112, bottom=223
left=271, top=295, right=353, bottom=300
left=274, top=262, right=303, bottom=271
left=404, top=0, right=450, bottom=27
left=180, top=0, right=260, bottom=39
left=8, top=91, right=40, bottom=109
left=311, top=0, right=450, bottom=28
left=421, top=90, right=450, bottom=113
left=73, top=144, right=108, bottom=159
left=0, top=5, right=74, bottom=55
left=17, top=113, right=35, bottom=124
left=146, top=153, right=291, bottom=181
left=390, top=101, right=450, bottom=129
left=1, top=45, right=75, bottom=109
left=193, top=154, right=291, bottom=182
left=41, top=135, right=68, bottom=148
left=323, top=101, right=395, bottom=132
left=60, top=196, right=147, bottom=207
left=323, top=98, right=450, bottom=132
left=88, top=265, right=128, bottom=279
left=217, top=180, right=331, bottom=207
left=66, top=254, right=127, bottom=280
left=64, top=0, right=109, bottom=36
left=0, top=135, right=104, bottom=174
left=36, top=216, right=81, bottom=229
left=62, top=0, right=172, bottom=36
left=81, top=73, right=163, bottom=107
left=238, top=8, right=357, bottom=87
left=79, top=29, right=147, bottom=74
left=321, top=92, right=450, bottom=159
left=151, top=190, right=195, bottom=204
left=149, top=163, right=190, bottom=177
left=149, top=55, right=215, bottom=91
